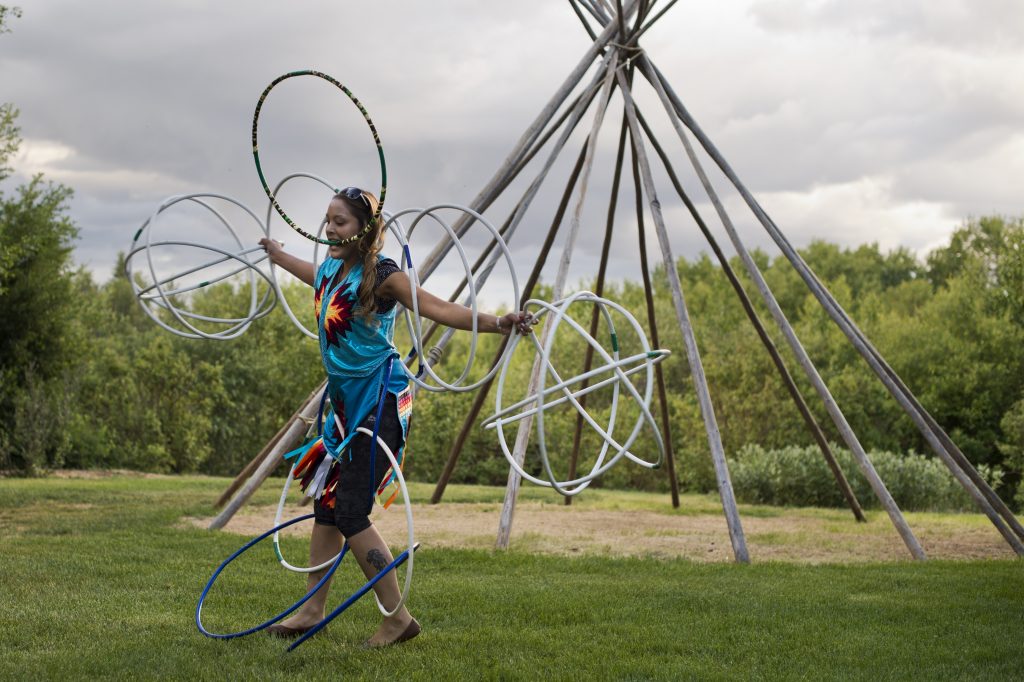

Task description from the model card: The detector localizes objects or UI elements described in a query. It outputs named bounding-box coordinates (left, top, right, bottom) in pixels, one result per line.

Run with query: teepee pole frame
left=641, top=58, right=1022, bottom=556
left=629, top=52, right=924, bottom=559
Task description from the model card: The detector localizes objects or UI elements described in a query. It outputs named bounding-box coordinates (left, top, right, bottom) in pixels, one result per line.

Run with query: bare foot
left=275, top=612, right=323, bottom=631
left=364, top=616, right=420, bottom=648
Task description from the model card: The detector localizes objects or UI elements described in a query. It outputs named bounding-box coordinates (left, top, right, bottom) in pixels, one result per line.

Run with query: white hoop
left=126, top=193, right=275, bottom=340
left=381, top=205, right=520, bottom=393
left=485, top=291, right=670, bottom=496
left=271, top=418, right=415, bottom=617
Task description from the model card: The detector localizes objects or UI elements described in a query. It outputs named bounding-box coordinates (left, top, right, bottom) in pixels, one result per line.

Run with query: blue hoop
left=195, top=513, right=348, bottom=639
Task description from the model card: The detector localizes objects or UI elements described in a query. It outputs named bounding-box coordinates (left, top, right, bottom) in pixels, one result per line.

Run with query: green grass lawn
left=0, top=474, right=1021, bottom=681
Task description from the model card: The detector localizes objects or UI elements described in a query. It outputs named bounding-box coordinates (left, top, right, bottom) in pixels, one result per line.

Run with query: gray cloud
left=1, top=1, right=1021, bottom=294
left=750, top=0, right=1024, bottom=51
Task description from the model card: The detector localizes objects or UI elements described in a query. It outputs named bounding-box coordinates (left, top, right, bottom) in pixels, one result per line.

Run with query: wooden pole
left=632, top=109, right=866, bottom=522
left=569, top=0, right=680, bottom=513
left=208, top=389, right=322, bottom=530
left=214, top=380, right=326, bottom=509
left=496, top=54, right=621, bottom=549
left=414, top=0, right=640, bottom=284
left=565, top=114, right=630, bottom=506
left=801, top=272, right=1024, bottom=551
left=578, top=0, right=611, bottom=24
left=215, top=436, right=282, bottom=510
left=431, top=140, right=594, bottom=504
left=617, top=71, right=750, bottom=563
left=567, top=0, right=600, bottom=42
left=632, top=0, right=679, bottom=43
left=628, top=116, right=682, bottom=509
left=429, top=337, right=512, bottom=504
left=414, top=63, right=610, bottom=353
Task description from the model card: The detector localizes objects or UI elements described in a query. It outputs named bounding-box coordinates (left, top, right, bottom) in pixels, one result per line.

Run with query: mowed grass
left=0, top=474, right=1021, bottom=681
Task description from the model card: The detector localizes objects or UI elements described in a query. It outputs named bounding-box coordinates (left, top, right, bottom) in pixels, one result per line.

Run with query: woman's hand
left=258, top=238, right=315, bottom=286
left=258, top=237, right=284, bottom=264
left=497, top=311, right=534, bottom=336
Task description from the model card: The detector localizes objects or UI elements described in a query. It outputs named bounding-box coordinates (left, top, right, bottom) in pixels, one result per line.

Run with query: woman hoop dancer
left=259, top=188, right=531, bottom=646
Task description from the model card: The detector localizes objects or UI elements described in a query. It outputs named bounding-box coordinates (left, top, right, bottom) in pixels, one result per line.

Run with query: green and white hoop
left=252, top=70, right=387, bottom=246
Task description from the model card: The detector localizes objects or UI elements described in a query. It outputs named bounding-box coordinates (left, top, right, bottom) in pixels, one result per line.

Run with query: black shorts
left=313, top=393, right=404, bottom=533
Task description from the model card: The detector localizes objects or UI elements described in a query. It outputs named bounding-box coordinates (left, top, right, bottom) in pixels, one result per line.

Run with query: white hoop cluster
left=125, top=193, right=277, bottom=340
left=127, top=173, right=348, bottom=341
left=127, top=181, right=520, bottom=365
left=483, top=291, right=671, bottom=497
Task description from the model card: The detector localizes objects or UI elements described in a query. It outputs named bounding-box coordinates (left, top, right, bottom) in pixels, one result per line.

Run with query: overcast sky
left=2, top=0, right=1022, bottom=306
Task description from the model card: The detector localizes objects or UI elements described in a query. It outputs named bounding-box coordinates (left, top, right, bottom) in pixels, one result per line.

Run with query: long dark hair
left=335, top=189, right=384, bottom=323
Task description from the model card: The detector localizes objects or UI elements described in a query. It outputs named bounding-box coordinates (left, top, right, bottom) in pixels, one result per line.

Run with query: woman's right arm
left=259, top=238, right=315, bottom=286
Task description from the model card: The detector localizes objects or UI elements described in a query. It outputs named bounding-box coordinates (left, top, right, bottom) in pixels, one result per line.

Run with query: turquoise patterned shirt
left=314, top=255, right=409, bottom=456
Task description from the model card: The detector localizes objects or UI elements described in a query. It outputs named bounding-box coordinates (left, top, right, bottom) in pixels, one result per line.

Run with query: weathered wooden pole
left=412, top=76, right=612, bottom=354
left=577, top=0, right=611, bottom=24
left=915, top=401, right=1024, bottom=543
left=567, top=0, right=680, bottom=514
left=632, top=0, right=679, bottom=42
left=214, top=380, right=326, bottom=509
left=628, top=118, right=684, bottom=510
left=565, top=115, right=629, bottom=506
left=568, top=0, right=601, bottom=42
left=429, top=337, right=510, bottom=504
left=414, top=0, right=640, bottom=284
left=782, top=256, right=1024, bottom=546
left=496, top=54, right=621, bottom=549
left=618, top=71, right=750, bottom=563
left=801, top=273, right=1024, bottom=551
left=209, top=387, right=323, bottom=530
left=415, top=58, right=613, bottom=363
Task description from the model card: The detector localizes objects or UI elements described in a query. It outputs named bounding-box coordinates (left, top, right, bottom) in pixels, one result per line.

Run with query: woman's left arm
left=377, top=271, right=531, bottom=335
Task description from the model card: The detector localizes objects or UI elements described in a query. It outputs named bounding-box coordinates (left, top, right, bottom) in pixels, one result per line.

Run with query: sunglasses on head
left=339, top=186, right=371, bottom=209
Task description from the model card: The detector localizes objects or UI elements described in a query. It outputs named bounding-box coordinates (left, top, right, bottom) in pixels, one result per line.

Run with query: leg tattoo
left=367, top=548, right=388, bottom=573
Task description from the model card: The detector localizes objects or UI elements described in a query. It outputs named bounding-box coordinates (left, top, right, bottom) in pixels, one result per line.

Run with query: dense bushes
left=730, top=444, right=1002, bottom=512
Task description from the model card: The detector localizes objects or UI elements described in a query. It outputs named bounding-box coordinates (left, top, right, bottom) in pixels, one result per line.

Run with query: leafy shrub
left=730, top=443, right=1004, bottom=512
